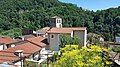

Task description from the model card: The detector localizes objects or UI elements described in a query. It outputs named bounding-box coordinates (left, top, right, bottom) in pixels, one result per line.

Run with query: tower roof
left=51, top=16, right=61, bottom=19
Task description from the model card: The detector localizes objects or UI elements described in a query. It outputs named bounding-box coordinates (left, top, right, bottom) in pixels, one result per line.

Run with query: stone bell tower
left=50, top=16, right=62, bottom=28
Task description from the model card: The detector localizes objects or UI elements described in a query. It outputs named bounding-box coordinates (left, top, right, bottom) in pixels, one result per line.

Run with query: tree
left=60, top=35, right=79, bottom=48
left=51, top=45, right=112, bottom=67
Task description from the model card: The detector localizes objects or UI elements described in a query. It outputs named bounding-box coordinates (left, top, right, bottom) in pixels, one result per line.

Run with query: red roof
left=26, top=36, right=46, bottom=47
left=0, top=52, right=19, bottom=63
left=0, top=42, right=42, bottom=63
left=0, top=37, right=21, bottom=45
left=0, top=35, right=47, bottom=63
left=0, top=37, right=14, bottom=44
left=47, top=27, right=86, bottom=34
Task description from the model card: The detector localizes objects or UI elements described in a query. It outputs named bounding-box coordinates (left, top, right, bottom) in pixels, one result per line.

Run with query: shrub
left=51, top=45, right=112, bottom=67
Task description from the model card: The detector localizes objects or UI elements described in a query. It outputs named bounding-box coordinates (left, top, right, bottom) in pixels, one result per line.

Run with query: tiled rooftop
left=0, top=36, right=47, bottom=63
left=0, top=42, right=42, bottom=63
left=47, top=27, right=86, bottom=34
left=26, top=36, right=46, bottom=47
left=0, top=37, right=19, bottom=44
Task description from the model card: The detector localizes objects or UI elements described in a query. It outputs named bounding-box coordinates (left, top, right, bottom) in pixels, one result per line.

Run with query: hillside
left=0, top=0, right=120, bottom=41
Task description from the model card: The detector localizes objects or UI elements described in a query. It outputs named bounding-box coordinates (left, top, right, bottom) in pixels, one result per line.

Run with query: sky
left=59, top=0, right=120, bottom=11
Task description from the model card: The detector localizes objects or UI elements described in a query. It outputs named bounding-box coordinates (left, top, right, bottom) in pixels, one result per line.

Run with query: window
left=57, top=19, right=61, bottom=23
left=51, top=35, right=54, bottom=38
left=59, top=20, right=61, bottom=23
left=57, top=20, right=59, bottom=23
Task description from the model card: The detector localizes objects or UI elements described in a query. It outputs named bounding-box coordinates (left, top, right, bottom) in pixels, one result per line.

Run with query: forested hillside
left=0, top=0, right=120, bottom=41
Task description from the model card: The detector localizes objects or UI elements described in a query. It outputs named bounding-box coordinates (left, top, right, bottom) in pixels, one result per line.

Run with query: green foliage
left=0, top=0, right=119, bottom=40
left=112, top=46, right=120, bottom=53
left=0, top=28, right=22, bottom=38
left=51, top=45, right=112, bottom=67
left=88, top=33, right=102, bottom=44
left=60, top=35, right=79, bottom=47
left=24, top=60, right=38, bottom=67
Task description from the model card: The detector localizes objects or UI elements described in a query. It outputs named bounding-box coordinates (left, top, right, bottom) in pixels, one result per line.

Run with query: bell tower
left=50, top=16, right=62, bottom=28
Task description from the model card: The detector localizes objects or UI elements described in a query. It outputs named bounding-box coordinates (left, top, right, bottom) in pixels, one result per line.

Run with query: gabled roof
left=0, top=37, right=15, bottom=44
left=0, top=37, right=24, bottom=46
left=0, top=36, right=47, bottom=63
left=0, top=42, right=42, bottom=63
left=47, top=27, right=86, bottom=34
left=26, top=36, right=46, bottom=47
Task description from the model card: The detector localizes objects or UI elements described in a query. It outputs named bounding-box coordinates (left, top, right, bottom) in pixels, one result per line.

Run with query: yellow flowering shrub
left=51, top=45, right=112, bottom=67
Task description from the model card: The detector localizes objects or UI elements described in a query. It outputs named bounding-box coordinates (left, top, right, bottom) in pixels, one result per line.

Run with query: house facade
left=47, top=27, right=87, bottom=51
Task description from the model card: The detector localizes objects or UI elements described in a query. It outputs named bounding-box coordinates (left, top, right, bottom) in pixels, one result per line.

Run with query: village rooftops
left=26, top=36, right=47, bottom=47
left=0, top=42, right=42, bottom=63
left=0, top=37, right=21, bottom=45
left=0, top=36, right=47, bottom=63
left=47, top=27, right=86, bottom=34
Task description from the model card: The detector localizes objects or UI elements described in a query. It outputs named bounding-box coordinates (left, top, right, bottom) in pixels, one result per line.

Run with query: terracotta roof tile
left=0, top=37, right=14, bottom=44
left=6, top=42, right=41, bottom=55
left=0, top=42, right=42, bottom=63
left=0, top=37, right=22, bottom=45
left=47, top=27, right=86, bottom=34
left=26, top=36, right=46, bottom=47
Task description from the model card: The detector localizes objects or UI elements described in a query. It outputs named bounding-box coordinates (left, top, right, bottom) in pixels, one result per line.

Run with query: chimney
left=14, top=50, right=24, bottom=58
left=33, top=31, right=36, bottom=34
left=21, top=36, right=25, bottom=41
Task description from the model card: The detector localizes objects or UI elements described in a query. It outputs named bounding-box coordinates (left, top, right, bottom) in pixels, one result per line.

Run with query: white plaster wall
left=56, top=23, right=62, bottom=28
left=0, top=45, right=3, bottom=50
left=14, top=61, right=23, bottom=67
left=56, top=18, right=62, bottom=28
left=11, top=44, right=15, bottom=47
left=71, top=31, right=73, bottom=37
left=4, top=44, right=7, bottom=49
left=0, top=44, right=7, bottom=50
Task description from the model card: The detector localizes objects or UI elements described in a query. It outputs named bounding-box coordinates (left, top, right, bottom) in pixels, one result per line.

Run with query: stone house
left=47, top=27, right=87, bottom=51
